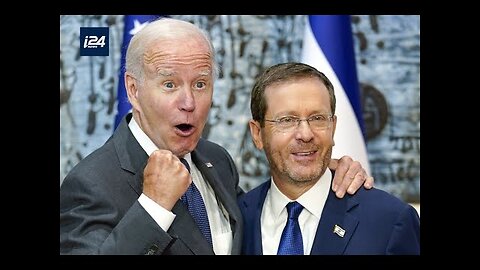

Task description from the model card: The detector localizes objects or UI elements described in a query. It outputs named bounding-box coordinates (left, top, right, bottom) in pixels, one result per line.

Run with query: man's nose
left=294, top=120, right=314, bottom=142
left=180, top=88, right=195, bottom=112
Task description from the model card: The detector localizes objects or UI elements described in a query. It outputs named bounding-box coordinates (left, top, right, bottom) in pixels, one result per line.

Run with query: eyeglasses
left=264, top=114, right=333, bottom=132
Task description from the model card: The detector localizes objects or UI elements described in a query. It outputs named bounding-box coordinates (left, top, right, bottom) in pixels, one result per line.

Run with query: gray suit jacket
left=60, top=113, right=244, bottom=255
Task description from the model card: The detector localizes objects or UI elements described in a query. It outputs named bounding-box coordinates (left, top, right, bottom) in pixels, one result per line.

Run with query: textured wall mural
left=60, top=15, right=420, bottom=203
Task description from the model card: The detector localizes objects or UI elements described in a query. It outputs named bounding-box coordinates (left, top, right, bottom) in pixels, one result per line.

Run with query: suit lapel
left=191, top=150, right=242, bottom=232
left=168, top=200, right=214, bottom=254
left=249, top=181, right=270, bottom=255
left=113, top=113, right=148, bottom=195
left=310, top=190, right=359, bottom=254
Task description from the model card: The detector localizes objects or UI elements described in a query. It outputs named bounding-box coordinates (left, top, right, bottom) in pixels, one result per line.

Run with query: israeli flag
left=114, top=15, right=160, bottom=129
left=301, top=15, right=370, bottom=174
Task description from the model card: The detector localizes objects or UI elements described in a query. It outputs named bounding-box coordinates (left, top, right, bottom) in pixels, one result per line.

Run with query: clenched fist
left=142, top=150, right=191, bottom=210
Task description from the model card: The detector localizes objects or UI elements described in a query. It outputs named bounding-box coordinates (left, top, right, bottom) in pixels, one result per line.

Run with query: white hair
left=125, top=17, right=218, bottom=81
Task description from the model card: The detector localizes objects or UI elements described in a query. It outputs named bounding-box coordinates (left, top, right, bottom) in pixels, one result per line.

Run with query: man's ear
left=249, top=119, right=264, bottom=150
left=125, top=72, right=139, bottom=109
left=331, top=115, right=337, bottom=146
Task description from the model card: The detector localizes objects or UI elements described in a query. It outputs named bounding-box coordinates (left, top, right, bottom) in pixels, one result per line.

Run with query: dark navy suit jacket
left=238, top=172, right=420, bottom=255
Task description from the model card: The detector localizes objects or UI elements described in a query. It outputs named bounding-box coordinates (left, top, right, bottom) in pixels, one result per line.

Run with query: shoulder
left=238, top=179, right=270, bottom=206
left=62, top=140, right=119, bottom=187
left=196, top=138, right=230, bottom=156
left=195, top=138, right=236, bottom=166
left=193, top=138, right=240, bottom=184
left=358, top=187, right=405, bottom=205
left=353, top=187, right=415, bottom=217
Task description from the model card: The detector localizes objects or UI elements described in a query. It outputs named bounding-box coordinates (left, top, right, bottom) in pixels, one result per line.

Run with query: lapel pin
left=333, top=224, right=346, bottom=238
left=205, top=162, right=213, bottom=168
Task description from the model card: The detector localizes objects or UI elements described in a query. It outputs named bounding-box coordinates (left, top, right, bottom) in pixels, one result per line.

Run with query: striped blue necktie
left=277, top=201, right=304, bottom=255
left=179, top=158, right=213, bottom=248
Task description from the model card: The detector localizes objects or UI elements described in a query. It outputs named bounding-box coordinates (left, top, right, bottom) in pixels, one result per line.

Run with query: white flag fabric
left=301, top=15, right=370, bottom=174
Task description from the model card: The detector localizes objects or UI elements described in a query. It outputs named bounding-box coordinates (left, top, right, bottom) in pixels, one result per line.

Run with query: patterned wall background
left=60, top=15, right=420, bottom=203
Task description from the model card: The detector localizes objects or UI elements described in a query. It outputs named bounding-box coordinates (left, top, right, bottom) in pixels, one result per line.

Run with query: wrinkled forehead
left=143, top=38, right=213, bottom=76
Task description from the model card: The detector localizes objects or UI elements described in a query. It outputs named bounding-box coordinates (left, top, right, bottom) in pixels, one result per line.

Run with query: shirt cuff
left=138, top=193, right=176, bottom=231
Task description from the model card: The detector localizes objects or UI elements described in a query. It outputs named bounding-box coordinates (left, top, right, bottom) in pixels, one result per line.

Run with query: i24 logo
left=80, top=27, right=109, bottom=56
left=83, top=36, right=106, bottom=49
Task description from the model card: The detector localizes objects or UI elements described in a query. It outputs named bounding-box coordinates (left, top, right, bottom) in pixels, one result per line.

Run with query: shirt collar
left=128, top=116, right=158, bottom=156
left=269, top=169, right=331, bottom=219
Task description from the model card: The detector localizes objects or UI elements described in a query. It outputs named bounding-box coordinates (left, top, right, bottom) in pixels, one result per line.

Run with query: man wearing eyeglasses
left=238, top=62, right=420, bottom=255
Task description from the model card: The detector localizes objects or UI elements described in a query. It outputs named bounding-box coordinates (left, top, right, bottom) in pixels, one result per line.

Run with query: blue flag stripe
left=308, top=15, right=365, bottom=134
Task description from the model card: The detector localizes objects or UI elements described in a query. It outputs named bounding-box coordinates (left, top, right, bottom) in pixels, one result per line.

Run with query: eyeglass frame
left=264, top=114, right=334, bottom=132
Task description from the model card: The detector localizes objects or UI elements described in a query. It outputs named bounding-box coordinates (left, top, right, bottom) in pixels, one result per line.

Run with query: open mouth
left=292, top=151, right=316, bottom=156
left=176, top=124, right=193, bottom=132
left=291, top=150, right=318, bottom=162
left=175, top=123, right=195, bottom=136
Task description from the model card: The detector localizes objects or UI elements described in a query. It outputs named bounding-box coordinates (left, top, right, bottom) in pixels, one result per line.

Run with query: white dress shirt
left=261, top=169, right=331, bottom=255
left=129, top=117, right=232, bottom=254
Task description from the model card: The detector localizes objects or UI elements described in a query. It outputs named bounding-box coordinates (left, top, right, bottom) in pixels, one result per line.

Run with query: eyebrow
left=156, top=69, right=211, bottom=77
left=157, top=70, right=175, bottom=77
left=198, top=69, right=211, bottom=77
left=273, top=111, right=330, bottom=117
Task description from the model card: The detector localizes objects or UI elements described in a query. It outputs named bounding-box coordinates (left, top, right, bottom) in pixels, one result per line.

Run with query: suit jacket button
left=145, top=244, right=159, bottom=255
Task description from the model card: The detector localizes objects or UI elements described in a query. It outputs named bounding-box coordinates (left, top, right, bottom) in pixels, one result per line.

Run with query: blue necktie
left=179, top=158, right=213, bottom=248
left=277, top=201, right=304, bottom=255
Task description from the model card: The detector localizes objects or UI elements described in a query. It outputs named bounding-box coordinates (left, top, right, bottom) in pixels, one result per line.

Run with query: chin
left=288, top=168, right=321, bottom=183
left=178, top=139, right=199, bottom=155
